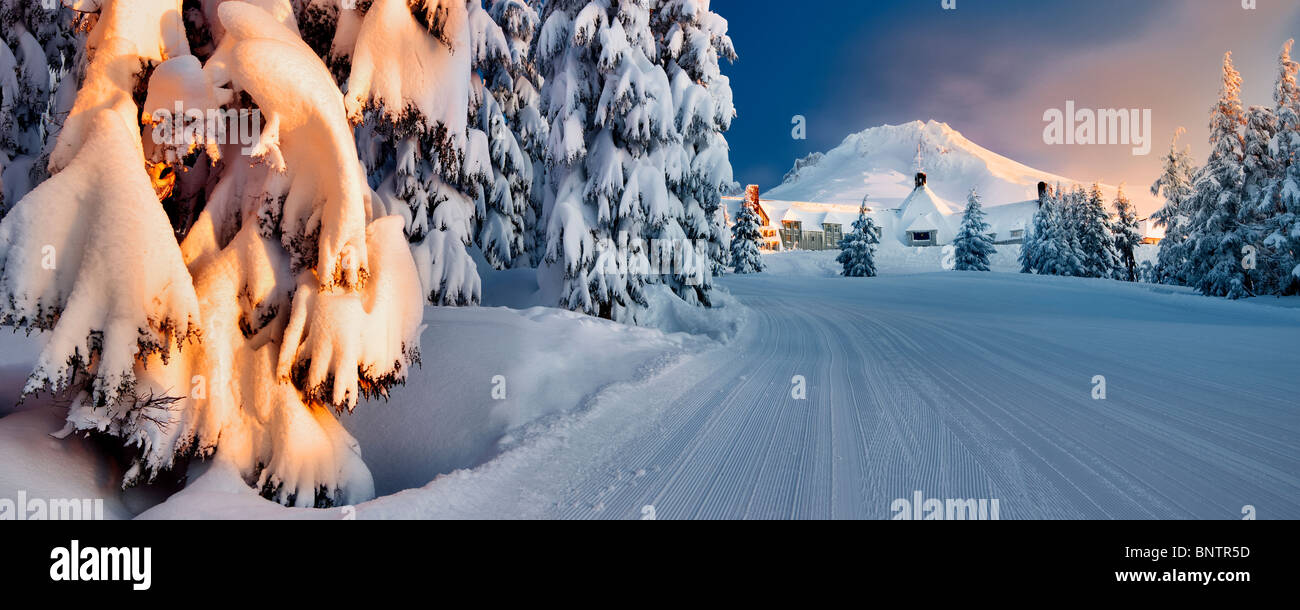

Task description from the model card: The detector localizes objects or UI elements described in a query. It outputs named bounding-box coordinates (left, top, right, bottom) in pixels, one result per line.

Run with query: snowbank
left=0, top=405, right=173, bottom=519
left=482, top=262, right=746, bottom=341
left=134, top=292, right=719, bottom=517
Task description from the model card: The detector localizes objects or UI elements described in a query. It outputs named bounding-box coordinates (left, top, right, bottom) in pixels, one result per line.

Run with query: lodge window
left=912, top=231, right=932, bottom=242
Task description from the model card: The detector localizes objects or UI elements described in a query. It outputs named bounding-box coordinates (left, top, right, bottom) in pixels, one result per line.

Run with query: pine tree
left=730, top=196, right=765, bottom=274
left=1238, top=105, right=1280, bottom=291
left=347, top=0, right=487, bottom=306
left=1242, top=106, right=1280, bottom=206
left=1185, top=52, right=1251, bottom=299
left=1150, top=128, right=1197, bottom=285
left=652, top=0, right=737, bottom=295
left=484, top=0, right=548, bottom=267
left=1049, top=185, right=1087, bottom=277
left=469, top=2, right=531, bottom=270
left=1137, top=260, right=1156, bottom=283
left=953, top=187, right=995, bottom=271
left=837, top=201, right=879, bottom=277
left=1111, top=185, right=1142, bottom=282
left=1077, top=182, right=1119, bottom=279
left=1262, top=39, right=1300, bottom=295
left=537, top=0, right=683, bottom=321
left=1018, top=184, right=1053, bottom=274
left=0, top=0, right=80, bottom=214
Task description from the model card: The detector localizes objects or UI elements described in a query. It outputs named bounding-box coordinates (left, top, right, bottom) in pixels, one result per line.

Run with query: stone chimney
left=914, top=172, right=927, bottom=189
left=1037, top=181, right=1049, bottom=207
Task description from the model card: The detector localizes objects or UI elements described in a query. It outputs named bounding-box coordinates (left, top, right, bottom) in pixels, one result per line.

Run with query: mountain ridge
left=764, top=120, right=1134, bottom=212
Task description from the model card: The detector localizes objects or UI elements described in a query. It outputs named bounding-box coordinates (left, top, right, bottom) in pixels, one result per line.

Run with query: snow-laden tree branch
left=0, top=0, right=427, bottom=507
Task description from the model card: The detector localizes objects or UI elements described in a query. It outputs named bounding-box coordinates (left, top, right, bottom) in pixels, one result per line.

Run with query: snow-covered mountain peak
left=766, top=120, right=1108, bottom=211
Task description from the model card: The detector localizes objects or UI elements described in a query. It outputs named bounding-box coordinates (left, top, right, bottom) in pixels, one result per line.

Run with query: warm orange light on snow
left=146, top=161, right=176, bottom=201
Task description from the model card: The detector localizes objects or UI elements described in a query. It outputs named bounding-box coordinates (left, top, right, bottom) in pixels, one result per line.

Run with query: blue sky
left=713, top=0, right=1300, bottom=213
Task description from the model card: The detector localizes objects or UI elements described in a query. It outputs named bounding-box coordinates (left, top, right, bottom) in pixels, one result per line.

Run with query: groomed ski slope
left=359, top=251, right=1300, bottom=519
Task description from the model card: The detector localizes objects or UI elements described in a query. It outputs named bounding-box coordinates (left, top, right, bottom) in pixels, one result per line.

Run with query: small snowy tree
left=1019, top=184, right=1052, bottom=274
left=1111, top=185, right=1142, bottom=282
left=837, top=202, right=878, bottom=277
left=1137, top=260, right=1157, bottom=283
left=1077, top=183, right=1119, bottom=279
left=730, top=196, right=764, bottom=274
left=1185, top=52, right=1251, bottom=299
left=1022, top=184, right=1075, bottom=276
left=952, top=187, right=995, bottom=271
left=1150, top=128, right=1197, bottom=285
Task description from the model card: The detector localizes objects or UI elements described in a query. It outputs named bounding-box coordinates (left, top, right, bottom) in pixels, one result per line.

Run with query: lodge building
left=725, top=174, right=1160, bottom=252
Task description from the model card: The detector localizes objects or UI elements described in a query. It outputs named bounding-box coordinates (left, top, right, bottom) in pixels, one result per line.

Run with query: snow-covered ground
left=346, top=251, right=1300, bottom=519
left=2, top=245, right=1297, bottom=519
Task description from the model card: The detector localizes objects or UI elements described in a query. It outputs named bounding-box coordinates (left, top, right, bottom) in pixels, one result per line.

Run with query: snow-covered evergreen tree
left=1261, top=39, right=1300, bottom=295
left=837, top=201, right=878, bottom=277
left=1137, top=260, right=1157, bottom=284
left=1046, top=185, right=1086, bottom=277
left=1022, top=184, right=1077, bottom=276
left=1150, top=128, right=1197, bottom=285
left=652, top=0, right=737, bottom=296
left=0, top=0, right=81, bottom=214
left=952, top=187, right=994, bottom=272
left=1185, top=52, right=1251, bottom=299
left=481, top=0, right=548, bottom=268
left=468, top=2, right=529, bottom=270
left=730, top=194, right=764, bottom=274
left=1238, top=105, right=1279, bottom=291
left=0, top=0, right=427, bottom=506
left=1018, top=184, right=1053, bottom=274
left=347, top=0, right=486, bottom=306
left=1077, top=182, right=1119, bottom=279
left=537, top=0, right=692, bottom=321
left=1242, top=106, right=1279, bottom=207
left=1110, top=185, right=1142, bottom=282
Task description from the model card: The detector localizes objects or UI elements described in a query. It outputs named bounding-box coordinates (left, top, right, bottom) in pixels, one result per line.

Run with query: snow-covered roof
left=982, top=199, right=1038, bottom=239
left=897, top=184, right=956, bottom=217
left=896, top=185, right=956, bottom=241
left=781, top=208, right=827, bottom=226
left=904, top=213, right=944, bottom=233
left=822, top=211, right=858, bottom=228
left=778, top=208, right=861, bottom=231
left=723, top=197, right=865, bottom=229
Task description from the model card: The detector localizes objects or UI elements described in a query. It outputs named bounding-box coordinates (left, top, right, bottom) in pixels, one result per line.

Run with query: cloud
left=909, top=2, right=1300, bottom=214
